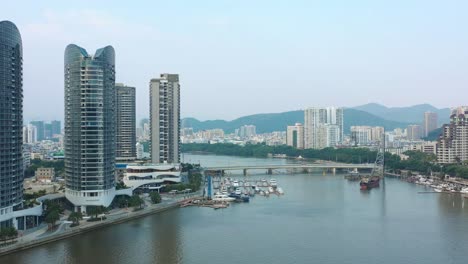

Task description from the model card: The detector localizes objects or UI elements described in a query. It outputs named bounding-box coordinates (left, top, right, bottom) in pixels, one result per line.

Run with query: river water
left=2, top=154, right=468, bottom=264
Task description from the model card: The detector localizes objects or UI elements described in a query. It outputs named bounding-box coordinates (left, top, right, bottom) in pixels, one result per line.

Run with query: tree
left=68, top=212, right=83, bottom=225
left=45, top=210, right=60, bottom=229
left=86, top=206, right=105, bottom=219
left=0, top=227, right=18, bottom=245
left=129, top=195, right=144, bottom=209
left=150, top=192, right=161, bottom=204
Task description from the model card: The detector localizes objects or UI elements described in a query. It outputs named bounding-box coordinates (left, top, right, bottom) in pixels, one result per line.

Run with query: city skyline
left=1, top=1, right=467, bottom=122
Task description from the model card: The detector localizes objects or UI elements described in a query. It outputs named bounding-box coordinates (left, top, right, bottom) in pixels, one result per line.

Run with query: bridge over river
left=204, top=163, right=375, bottom=176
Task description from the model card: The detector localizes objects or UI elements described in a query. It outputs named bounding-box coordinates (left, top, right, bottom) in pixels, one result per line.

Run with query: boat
left=360, top=176, right=380, bottom=190
left=268, top=186, right=274, bottom=193
left=270, top=179, right=277, bottom=187
left=259, top=191, right=265, bottom=196
left=212, top=194, right=236, bottom=202
left=434, top=188, right=442, bottom=193
left=232, top=180, right=239, bottom=187
left=235, top=188, right=242, bottom=195
left=277, top=187, right=284, bottom=195
left=241, top=194, right=250, bottom=202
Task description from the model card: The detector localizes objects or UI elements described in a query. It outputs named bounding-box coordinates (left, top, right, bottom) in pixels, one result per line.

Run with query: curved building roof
left=0, top=20, right=22, bottom=55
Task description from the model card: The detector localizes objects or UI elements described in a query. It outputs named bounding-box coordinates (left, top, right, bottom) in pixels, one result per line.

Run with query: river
left=2, top=154, right=468, bottom=264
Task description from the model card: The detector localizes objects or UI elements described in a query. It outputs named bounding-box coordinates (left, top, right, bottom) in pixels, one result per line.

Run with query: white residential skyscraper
left=304, top=107, right=344, bottom=149
left=287, top=123, right=304, bottom=149
left=150, top=74, right=180, bottom=164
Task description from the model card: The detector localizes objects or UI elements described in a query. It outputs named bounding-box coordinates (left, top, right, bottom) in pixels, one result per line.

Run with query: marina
left=2, top=154, right=468, bottom=264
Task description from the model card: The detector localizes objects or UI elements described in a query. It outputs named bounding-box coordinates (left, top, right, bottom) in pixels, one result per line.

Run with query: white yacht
left=235, top=188, right=242, bottom=195
left=270, top=179, right=277, bottom=187
left=277, top=187, right=284, bottom=195
left=212, top=194, right=236, bottom=202
left=268, top=186, right=274, bottom=193
left=232, top=180, right=239, bottom=187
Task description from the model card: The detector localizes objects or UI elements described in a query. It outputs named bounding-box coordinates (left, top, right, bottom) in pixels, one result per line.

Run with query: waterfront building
left=30, top=121, right=44, bottom=141
left=407, top=125, right=423, bottom=141
left=317, top=124, right=340, bottom=148
left=287, top=123, right=304, bottom=149
left=123, top=164, right=181, bottom=192
left=115, top=83, right=136, bottom=161
left=150, top=74, right=181, bottom=164
left=304, top=107, right=343, bottom=149
left=1, top=21, right=42, bottom=229
left=64, top=44, right=117, bottom=211
left=239, top=125, right=256, bottom=138
left=423, top=112, right=438, bottom=137
left=35, top=168, right=55, bottom=183
left=437, top=106, right=468, bottom=164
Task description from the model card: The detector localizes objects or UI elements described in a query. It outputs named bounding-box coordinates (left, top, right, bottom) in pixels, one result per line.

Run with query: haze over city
left=1, top=0, right=467, bottom=122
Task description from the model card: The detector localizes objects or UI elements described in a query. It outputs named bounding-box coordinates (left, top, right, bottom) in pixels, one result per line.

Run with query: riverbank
left=0, top=195, right=200, bottom=257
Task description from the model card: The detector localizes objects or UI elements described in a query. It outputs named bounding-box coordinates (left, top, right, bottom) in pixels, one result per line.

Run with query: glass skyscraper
left=64, top=44, right=116, bottom=211
left=0, top=21, right=23, bottom=227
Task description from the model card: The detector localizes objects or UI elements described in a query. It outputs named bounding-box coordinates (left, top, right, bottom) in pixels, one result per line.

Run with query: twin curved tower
left=64, top=44, right=117, bottom=210
left=0, top=21, right=24, bottom=227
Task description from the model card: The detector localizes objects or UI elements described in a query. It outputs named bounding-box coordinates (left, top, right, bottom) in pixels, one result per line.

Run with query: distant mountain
left=182, top=109, right=410, bottom=134
left=353, top=103, right=450, bottom=125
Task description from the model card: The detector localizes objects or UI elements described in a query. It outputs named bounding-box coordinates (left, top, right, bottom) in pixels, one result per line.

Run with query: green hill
left=353, top=103, right=450, bottom=125
left=182, top=109, right=410, bottom=134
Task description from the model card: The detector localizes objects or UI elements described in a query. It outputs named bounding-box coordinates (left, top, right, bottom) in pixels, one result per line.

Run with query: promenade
left=0, top=193, right=200, bottom=257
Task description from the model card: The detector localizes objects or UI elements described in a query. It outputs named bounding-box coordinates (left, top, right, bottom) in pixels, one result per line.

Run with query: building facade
left=0, top=21, right=24, bottom=227
left=304, top=107, right=343, bottom=149
left=351, top=126, right=384, bottom=145
left=30, top=121, right=44, bottom=141
left=115, top=83, right=136, bottom=160
left=287, top=123, right=304, bottom=149
left=239, top=125, right=256, bottom=138
left=407, top=125, right=422, bottom=141
left=423, top=112, right=438, bottom=137
left=64, top=44, right=116, bottom=211
left=35, top=168, right=55, bottom=183
left=150, top=74, right=180, bottom=164
left=437, top=107, right=468, bottom=164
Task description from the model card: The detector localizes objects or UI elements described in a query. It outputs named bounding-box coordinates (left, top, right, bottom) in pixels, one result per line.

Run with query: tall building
left=437, top=106, right=468, bottom=164
left=287, top=123, right=304, bottom=149
left=304, top=107, right=343, bottom=149
left=150, top=74, right=180, bottom=164
left=136, top=142, right=144, bottom=159
left=115, top=83, right=136, bottom=160
left=423, top=112, right=438, bottom=137
left=44, top=123, right=52, bottom=139
left=239, top=125, right=256, bottom=138
left=407, top=125, right=422, bottom=141
left=0, top=21, right=24, bottom=227
left=64, top=44, right=116, bottom=211
left=26, top=124, right=37, bottom=143
left=51, top=120, right=61, bottom=135
left=30, top=121, right=44, bottom=141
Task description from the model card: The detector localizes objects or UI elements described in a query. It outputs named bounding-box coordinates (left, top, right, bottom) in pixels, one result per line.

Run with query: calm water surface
left=2, top=154, right=468, bottom=264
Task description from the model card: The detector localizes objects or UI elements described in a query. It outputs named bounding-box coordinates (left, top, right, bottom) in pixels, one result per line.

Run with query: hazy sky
left=1, top=0, right=467, bottom=122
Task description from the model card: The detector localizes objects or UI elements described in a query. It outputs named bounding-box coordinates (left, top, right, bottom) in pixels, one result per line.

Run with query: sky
left=1, top=0, right=467, bottom=122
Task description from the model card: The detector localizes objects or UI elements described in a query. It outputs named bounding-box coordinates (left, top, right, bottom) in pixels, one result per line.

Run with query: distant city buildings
left=351, top=126, right=384, bottom=145
left=239, top=125, right=256, bottom=138
left=437, top=106, right=468, bottom=164
left=150, top=74, right=180, bottom=164
left=304, top=107, right=344, bottom=149
left=407, top=124, right=423, bottom=141
left=423, top=112, right=438, bottom=137
left=64, top=44, right=117, bottom=211
left=287, top=123, right=304, bottom=149
left=115, top=83, right=136, bottom=160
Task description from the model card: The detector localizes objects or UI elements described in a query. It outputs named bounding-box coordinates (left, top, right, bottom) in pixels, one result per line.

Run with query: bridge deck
left=205, top=163, right=374, bottom=170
